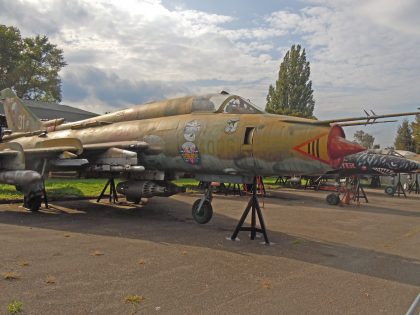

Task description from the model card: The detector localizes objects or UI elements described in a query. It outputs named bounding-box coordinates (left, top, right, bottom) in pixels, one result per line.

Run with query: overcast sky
left=1, top=0, right=419, bottom=147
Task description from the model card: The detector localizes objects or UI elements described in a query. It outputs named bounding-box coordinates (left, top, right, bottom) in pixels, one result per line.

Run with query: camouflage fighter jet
left=1, top=88, right=418, bottom=223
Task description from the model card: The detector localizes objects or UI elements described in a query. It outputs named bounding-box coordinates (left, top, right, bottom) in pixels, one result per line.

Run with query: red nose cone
left=328, top=125, right=366, bottom=168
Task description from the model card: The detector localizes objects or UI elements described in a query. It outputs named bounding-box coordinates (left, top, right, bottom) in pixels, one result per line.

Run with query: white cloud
left=1, top=0, right=419, bottom=146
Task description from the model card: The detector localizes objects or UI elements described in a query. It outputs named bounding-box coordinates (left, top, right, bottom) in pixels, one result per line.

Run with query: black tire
left=326, top=193, right=340, bottom=205
left=384, top=186, right=395, bottom=196
left=192, top=199, right=213, bottom=224
left=24, top=196, right=42, bottom=212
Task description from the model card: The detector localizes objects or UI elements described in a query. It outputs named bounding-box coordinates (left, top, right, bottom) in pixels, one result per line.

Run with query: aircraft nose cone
left=328, top=125, right=366, bottom=168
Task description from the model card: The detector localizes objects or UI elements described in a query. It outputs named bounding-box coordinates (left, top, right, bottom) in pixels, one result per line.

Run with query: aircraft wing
left=82, top=141, right=149, bottom=152
left=0, top=143, right=26, bottom=170
left=79, top=141, right=149, bottom=173
left=1, top=139, right=150, bottom=173
left=279, top=111, right=420, bottom=126
left=25, top=138, right=83, bottom=158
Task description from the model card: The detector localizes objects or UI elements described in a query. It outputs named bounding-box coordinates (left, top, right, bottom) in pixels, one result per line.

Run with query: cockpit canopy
left=192, top=93, right=263, bottom=114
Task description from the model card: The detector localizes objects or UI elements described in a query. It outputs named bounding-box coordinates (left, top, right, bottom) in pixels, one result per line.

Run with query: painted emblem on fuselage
left=184, top=120, right=201, bottom=141
left=293, top=132, right=330, bottom=165
left=225, top=119, right=239, bottom=134
left=180, top=142, right=200, bottom=165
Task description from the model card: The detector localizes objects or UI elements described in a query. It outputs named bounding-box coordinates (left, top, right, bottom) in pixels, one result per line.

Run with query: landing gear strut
left=192, top=182, right=213, bottom=224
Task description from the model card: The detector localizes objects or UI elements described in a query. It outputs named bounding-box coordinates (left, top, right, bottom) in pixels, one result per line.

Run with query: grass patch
left=124, top=295, right=145, bottom=304
left=7, top=300, right=23, bottom=314
left=0, top=178, right=108, bottom=201
left=0, top=176, right=306, bottom=201
left=3, top=271, right=20, bottom=281
left=291, top=239, right=305, bottom=245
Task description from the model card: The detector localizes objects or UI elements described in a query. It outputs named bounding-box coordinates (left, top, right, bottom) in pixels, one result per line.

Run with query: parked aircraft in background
left=0, top=88, right=418, bottom=223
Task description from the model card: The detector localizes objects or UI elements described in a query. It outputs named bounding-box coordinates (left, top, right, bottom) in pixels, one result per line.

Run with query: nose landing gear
left=192, top=182, right=213, bottom=224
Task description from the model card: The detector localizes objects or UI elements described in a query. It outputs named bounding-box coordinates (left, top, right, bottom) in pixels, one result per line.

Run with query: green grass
left=7, top=300, right=23, bottom=314
left=172, top=178, right=200, bottom=186
left=0, top=176, right=326, bottom=201
left=0, top=178, right=108, bottom=201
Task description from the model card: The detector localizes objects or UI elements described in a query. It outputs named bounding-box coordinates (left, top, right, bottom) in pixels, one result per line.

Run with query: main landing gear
left=24, top=195, right=43, bottom=212
left=192, top=178, right=270, bottom=245
left=192, top=182, right=213, bottom=224
left=21, top=179, right=48, bottom=212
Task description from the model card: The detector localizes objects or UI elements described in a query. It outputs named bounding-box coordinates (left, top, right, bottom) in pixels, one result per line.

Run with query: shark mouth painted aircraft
left=338, top=151, right=420, bottom=175
left=0, top=88, right=418, bottom=223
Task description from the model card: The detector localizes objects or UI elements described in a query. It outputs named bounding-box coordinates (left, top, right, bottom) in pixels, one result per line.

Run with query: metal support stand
left=352, top=176, right=368, bottom=203
left=96, top=178, right=118, bottom=203
left=42, top=178, right=49, bottom=209
left=41, top=158, right=49, bottom=209
left=408, top=174, right=419, bottom=194
left=370, top=175, right=381, bottom=188
left=275, top=176, right=289, bottom=186
left=257, top=176, right=266, bottom=196
left=395, top=173, right=407, bottom=198
left=224, top=183, right=243, bottom=196
left=230, top=177, right=270, bottom=244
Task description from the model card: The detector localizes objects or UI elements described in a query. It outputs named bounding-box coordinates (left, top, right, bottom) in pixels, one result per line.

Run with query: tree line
left=0, top=25, right=66, bottom=102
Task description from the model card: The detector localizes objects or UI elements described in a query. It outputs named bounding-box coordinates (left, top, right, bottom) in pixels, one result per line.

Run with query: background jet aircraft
left=338, top=151, right=420, bottom=175
left=0, top=88, right=418, bottom=223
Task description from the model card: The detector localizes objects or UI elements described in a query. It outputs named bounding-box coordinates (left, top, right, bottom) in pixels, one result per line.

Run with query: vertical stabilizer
left=0, top=88, right=43, bottom=132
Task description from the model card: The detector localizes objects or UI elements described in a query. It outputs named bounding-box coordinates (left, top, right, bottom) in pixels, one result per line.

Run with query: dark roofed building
left=0, top=100, right=98, bottom=128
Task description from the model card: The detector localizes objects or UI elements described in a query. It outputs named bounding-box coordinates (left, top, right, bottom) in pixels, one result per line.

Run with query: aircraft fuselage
left=11, top=113, right=347, bottom=179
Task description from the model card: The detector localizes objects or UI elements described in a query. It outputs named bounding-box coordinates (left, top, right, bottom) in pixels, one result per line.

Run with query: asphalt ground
left=0, top=188, right=419, bottom=314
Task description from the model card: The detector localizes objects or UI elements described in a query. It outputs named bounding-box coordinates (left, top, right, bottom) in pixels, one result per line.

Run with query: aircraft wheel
left=192, top=199, right=213, bottom=224
left=326, top=193, right=340, bottom=205
left=384, top=186, right=395, bottom=196
left=24, top=196, right=42, bottom=212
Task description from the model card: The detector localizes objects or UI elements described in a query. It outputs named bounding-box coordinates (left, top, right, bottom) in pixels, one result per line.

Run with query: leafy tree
left=411, top=115, right=420, bottom=153
left=266, top=44, right=315, bottom=118
left=0, top=25, right=66, bottom=102
left=353, top=130, right=375, bottom=149
left=394, top=119, right=415, bottom=152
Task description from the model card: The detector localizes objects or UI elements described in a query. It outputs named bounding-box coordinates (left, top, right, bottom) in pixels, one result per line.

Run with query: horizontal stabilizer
left=0, top=142, right=25, bottom=170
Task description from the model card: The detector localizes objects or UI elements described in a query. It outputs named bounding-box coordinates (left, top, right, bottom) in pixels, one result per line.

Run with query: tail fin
left=0, top=88, right=43, bottom=132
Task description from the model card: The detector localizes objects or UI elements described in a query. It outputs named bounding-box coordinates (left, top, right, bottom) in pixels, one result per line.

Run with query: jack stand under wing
left=230, top=176, right=270, bottom=245
left=97, top=178, right=119, bottom=204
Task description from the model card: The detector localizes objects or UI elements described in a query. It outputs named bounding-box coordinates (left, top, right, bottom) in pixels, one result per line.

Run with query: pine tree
left=266, top=44, right=315, bottom=118
left=394, top=119, right=415, bottom=152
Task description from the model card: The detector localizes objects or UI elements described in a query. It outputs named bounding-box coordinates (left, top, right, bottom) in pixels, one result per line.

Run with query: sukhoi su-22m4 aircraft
left=0, top=88, right=418, bottom=223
